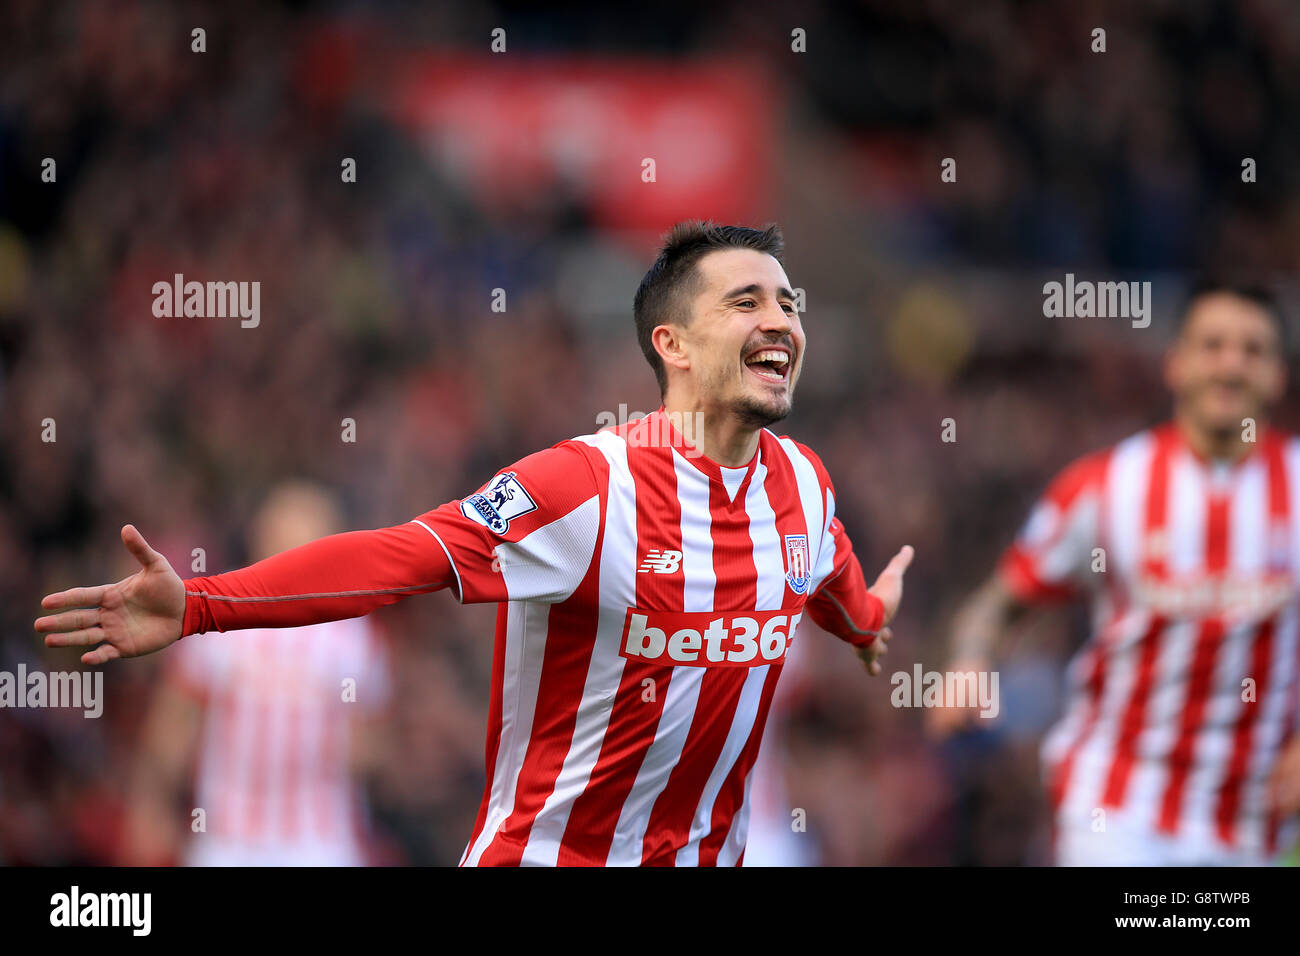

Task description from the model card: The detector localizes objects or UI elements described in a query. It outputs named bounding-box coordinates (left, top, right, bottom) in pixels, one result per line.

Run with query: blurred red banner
left=389, top=55, right=776, bottom=229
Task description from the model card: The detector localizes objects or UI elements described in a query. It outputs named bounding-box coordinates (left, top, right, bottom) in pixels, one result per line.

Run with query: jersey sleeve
left=998, top=450, right=1108, bottom=603
left=806, top=548, right=884, bottom=648
left=411, top=440, right=603, bottom=605
left=181, top=522, right=455, bottom=636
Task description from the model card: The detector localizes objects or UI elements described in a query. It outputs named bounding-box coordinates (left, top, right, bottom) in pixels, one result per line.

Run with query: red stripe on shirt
left=1048, top=448, right=1120, bottom=822
left=474, top=454, right=611, bottom=866
left=1101, top=427, right=1174, bottom=808
left=1215, top=617, right=1275, bottom=843
left=460, top=602, right=511, bottom=861
left=639, top=453, right=759, bottom=864
left=282, top=698, right=302, bottom=844
left=1157, top=485, right=1231, bottom=831
left=556, top=417, right=682, bottom=864
left=244, top=690, right=272, bottom=842
left=698, top=432, right=810, bottom=865
left=1266, top=651, right=1300, bottom=854
left=210, top=683, right=237, bottom=839
left=1218, top=433, right=1288, bottom=844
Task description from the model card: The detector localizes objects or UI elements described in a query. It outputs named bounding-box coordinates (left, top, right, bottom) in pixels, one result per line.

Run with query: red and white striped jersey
left=167, top=616, right=391, bottom=860
left=1000, top=421, right=1300, bottom=857
left=411, top=408, right=863, bottom=866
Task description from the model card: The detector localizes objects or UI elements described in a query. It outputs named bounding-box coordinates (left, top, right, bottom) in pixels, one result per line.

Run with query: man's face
left=1165, top=292, right=1286, bottom=436
left=667, top=248, right=805, bottom=426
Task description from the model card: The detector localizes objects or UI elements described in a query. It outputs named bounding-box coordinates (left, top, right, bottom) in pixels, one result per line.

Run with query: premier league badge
left=784, top=533, right=811, bottom=595
left=460, top=471, right=537, bottom=535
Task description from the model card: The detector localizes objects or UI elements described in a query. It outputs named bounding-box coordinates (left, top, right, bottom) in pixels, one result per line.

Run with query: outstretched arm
left=947, top=571, right=1031, bottom=669
left=36, top=520, right=454, bottom=665
left=926, top=571, right=1031, bottom=735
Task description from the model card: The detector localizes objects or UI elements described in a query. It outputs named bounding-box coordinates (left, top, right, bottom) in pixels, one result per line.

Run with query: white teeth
left=745, top=350, right=789, bottom=366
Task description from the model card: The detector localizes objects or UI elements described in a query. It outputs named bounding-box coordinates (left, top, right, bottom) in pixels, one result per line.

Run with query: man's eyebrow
left=721, top=283, right=796, bottom=302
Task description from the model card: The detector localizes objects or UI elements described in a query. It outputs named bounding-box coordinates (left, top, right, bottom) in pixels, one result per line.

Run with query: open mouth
left=1208, top=381, right=1248, bottom=402
left=743, top=348, right=792, bottom=384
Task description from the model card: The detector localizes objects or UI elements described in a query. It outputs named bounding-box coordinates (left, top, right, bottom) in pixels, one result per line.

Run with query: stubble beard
left=699, top=360, right=795, bottom=430
left=1191, top=381, right=1262, bottom=439
left=732, top=384, right=793, bottom=429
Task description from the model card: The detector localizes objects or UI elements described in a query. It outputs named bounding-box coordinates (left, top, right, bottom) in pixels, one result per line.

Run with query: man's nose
left=758, top=303, right=794, bottom=334
left=1216, top=346, right=1251, bottom=374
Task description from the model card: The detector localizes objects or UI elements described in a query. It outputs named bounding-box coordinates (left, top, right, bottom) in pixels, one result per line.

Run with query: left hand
left=856, top=626, right=893, bottom=676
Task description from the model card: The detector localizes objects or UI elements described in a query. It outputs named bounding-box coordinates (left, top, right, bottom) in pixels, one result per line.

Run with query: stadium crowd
left=2, top=0, right=1299, bottom=864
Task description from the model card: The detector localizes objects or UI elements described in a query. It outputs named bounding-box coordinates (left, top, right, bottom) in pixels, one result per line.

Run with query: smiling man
left=939, top=280, right=1300, bottom=865
left=36, top=220, right=913, bottom=867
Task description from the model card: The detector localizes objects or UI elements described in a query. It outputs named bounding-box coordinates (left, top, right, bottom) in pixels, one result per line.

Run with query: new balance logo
left=638, top=549, right=683, bottom=574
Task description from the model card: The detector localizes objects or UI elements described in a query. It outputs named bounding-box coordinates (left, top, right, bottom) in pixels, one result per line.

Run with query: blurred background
left=3, top=0, right=1300, bottom=865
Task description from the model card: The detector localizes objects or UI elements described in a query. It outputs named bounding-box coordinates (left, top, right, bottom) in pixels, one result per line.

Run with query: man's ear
left=652, top=323, right=690, bottom=374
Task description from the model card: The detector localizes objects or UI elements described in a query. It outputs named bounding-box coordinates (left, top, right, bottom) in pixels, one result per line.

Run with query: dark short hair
left=633, top=220, right=784, bottom=397
left=1177, top=278, right=1288, bottom=352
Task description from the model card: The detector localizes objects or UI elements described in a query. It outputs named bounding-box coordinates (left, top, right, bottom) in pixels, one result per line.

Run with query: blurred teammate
left=122, top=482, right=391, bottom=866
left=938, top=282, right=1300, bottom=865
left=37, top=222, right=913, bottom=866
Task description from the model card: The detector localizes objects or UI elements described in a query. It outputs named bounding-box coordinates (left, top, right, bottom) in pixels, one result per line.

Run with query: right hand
left=35, top=525, right=185, bottom=665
